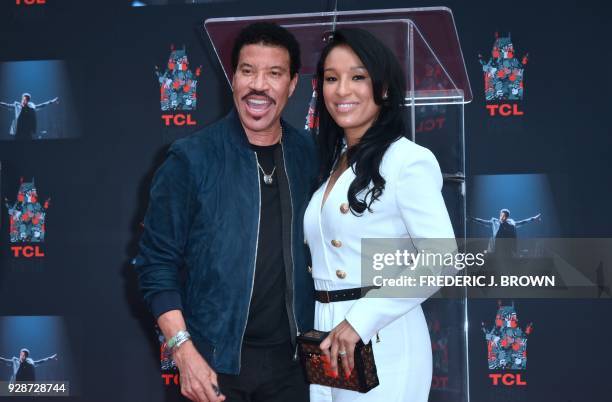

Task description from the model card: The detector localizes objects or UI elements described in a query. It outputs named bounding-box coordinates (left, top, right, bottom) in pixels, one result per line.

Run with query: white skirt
left=310, top=279, right=433, bottom=402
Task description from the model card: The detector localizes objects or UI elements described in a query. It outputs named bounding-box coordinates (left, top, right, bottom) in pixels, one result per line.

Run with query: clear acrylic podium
left=204, top=8, right=471, bottom=402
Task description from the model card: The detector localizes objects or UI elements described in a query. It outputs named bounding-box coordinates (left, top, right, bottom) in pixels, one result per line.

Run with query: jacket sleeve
left=133, top=143, right=197, bottom=319
left=471, top=217, right=493, bottom=226
left=514, top=214, right=540, bottom=227
left=0, top=356, right=13, bottom=364
left=32, top=354, right=56, bottom=365
left=34, top=99, right=54, bottom=109
left=345, top=147, right=457, bottom=343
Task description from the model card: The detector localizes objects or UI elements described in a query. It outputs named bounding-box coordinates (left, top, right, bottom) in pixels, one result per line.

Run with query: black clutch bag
left=297, top=329, right=379, bottom=393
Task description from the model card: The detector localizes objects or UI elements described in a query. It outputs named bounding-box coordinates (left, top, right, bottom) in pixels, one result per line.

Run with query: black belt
left=315, top=286, right=379, bottom=303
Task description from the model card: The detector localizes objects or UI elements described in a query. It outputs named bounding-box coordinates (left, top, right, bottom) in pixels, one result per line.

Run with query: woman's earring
left=382, top=92, right=389, bottom=100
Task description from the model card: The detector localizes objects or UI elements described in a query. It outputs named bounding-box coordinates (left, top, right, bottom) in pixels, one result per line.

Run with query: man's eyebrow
left=238, top=63, right=287, bottom=71
left=270, top=66, right=288, bottom=71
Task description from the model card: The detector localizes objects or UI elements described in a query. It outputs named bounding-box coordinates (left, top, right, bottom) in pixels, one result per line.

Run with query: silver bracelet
left=167, top=330, right=191, bottom=351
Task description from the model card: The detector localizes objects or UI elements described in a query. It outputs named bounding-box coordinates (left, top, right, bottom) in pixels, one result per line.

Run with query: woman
left=303, top=29, right=456, bottom=402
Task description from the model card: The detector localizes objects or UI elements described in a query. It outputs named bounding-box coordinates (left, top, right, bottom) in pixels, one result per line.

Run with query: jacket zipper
left=237, top=152, right=261, bottom=371
left=280, top=140, right=300, bottom=358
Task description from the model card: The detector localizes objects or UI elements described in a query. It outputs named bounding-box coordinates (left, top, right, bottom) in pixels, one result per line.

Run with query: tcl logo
left=486, top=103, right=524, bottom=117
left=489, top=373, right=527, bottom=386
left=16, top=0, right=46, bottom=5
left=161, top=114, right=197, bottom=126
left=162, top=374, right=180, bottom=386
left=416, top=117, right=446, bottom=133
left=11, top=245, right=45, bottom=258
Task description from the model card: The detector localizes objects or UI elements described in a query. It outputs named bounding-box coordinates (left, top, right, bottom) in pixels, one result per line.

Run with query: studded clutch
left=297, top=329, right=379, bottom=393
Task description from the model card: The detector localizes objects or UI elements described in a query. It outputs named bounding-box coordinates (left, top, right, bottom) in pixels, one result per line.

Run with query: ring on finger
left=339, top=350, right=347, bottom=357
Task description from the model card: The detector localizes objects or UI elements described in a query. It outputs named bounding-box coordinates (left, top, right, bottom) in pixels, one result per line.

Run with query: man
left=0, top=348, right=58, bottom=383
left=0, top=93, right=59, bottom=140
left=135, top=22, right=316, bottom=402
left=470, top=209, right=541, bottom=256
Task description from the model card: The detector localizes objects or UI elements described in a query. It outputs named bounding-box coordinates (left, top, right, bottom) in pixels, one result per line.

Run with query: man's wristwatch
left=167, top=330, right=191, bottom=352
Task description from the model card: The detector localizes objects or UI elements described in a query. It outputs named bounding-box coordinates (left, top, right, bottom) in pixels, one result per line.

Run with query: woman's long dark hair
left=314, top=28, right=408, bottom=215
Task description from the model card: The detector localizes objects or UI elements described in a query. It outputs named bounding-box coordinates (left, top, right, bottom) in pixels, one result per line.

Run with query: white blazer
left=304, top=137, right=456, bottom=402
left=304, top=137, right=456, bottom=342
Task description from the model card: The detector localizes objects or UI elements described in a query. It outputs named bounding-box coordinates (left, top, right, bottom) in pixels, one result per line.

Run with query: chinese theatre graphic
left=414, top=61, right=450, bottom=133
left=5, top=178, right=50, bottom=259
left=157, top=327, right=179, bottom=386
left=479, top=33, right=528, bottom=117
left=305, top=78, right=318, bottom=131
left=156, top=45, right=202, bottom=127
left=428, top=316, right=450, bottom=390
left=5, top=178, right=50, bottom=243
left=482, top=301, right=533, bottom=389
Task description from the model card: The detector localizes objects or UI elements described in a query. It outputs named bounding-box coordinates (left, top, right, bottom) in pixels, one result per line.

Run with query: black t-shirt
left=243, top=143, right=291, bottom=346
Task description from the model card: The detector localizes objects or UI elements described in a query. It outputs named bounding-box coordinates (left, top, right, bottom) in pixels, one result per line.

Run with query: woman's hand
left=320, top=319, right=362, bottom=379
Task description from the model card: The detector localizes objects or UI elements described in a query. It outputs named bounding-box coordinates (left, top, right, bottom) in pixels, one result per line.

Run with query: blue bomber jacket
left=134, top=109, right=317, bottom=374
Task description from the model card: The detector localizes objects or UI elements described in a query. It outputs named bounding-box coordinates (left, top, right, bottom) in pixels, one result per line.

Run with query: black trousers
left=217, top=342, right=309, bottom=402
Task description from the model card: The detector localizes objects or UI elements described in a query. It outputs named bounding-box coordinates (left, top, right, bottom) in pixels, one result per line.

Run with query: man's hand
left=157, top=310, right=223, bottom=401
left=172, top=341, right=225, bottom=402
left=320, top=319, right=362, bottom=380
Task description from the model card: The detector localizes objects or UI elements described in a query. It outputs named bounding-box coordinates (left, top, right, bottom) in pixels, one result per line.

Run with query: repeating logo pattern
left=305, top=78, right=318, bottom=131
left=429, top=317, right=449, bottom=374
left=156, top=327, right=179, bottom=386
left=479, top=33, right=528, bottom=101
left=5, top=178, right=50, bottom=243
left=156, top=45, right=202, bottom=112
left=482, top=301, right=533, bottom=370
